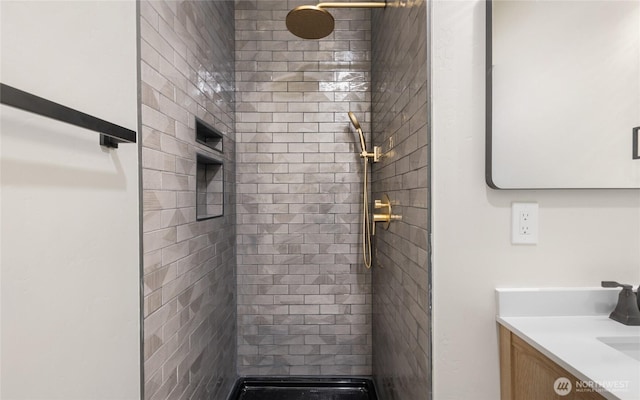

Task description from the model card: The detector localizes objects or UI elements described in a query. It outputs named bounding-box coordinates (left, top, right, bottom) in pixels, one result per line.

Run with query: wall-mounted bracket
left=361, top=146, right=383, bottom=163
left=633, top=126, right=639, bottom=160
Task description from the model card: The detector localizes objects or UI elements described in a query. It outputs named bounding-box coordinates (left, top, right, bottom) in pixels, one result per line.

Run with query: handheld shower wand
left=348, top=113, right=402, bottom=270
left=348, top=112, right=382, bottom=163
left=348, top=112, right=380, bottom=269
left=348, top=111, right=367, bottom=155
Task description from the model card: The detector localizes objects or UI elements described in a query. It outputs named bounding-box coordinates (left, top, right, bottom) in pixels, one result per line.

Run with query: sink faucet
left=601, top=281, right=640, bottom=326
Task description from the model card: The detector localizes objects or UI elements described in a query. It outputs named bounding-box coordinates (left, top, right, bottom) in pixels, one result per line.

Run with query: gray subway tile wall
left=138, top=0, right=431, bottom=396
left=140, top=1, right=237, bottom=399
left=235, top=0, right=374, bottom=376
left=371, top=0, right=431, bottom=398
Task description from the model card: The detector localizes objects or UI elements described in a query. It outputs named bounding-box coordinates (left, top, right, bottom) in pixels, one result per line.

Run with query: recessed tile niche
left=196, top=118, right=223, bottom=152
left=195, top=118, right=224, bottom=220
left=196, top=153, right=223, bottom=220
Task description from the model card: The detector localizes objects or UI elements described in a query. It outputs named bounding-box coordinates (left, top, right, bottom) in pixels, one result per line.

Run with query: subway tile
left=320, top=345, right=351, bottom=355
left=256, top=264, right=289, bottom=274
left=273, top=314, right=304, bottom=325
left=143, top=227, right=177, bottom=253
left=273, top=295, right=304, bottom=305
left=258, top=305, right=290, bottom=315
left=234, top=1, right=383, bottom=379
left=319, top=304, right=350, bottom=315
left=336, top=335, right=368, bottom=345
left=289, top=324, right=320, bottom=336
left=289, top=285, right=320, bottom=295
left=289, top=345, right=320, bottom=355
left=304, top=295, right=335, bottom=305
left=271, top=91, right=303, bottom=102
left=304, top=336, right=337, bottom=346
left=273, top=275, right=304, bottom=285
left=273, top=153, right=303, bottom=163
left=241, top=315, right=274, bottom=326
left=142, top=0, right=236, bottom=397
left=258, top=325, right=288, bottom=336
left=305, top=315, right=336, bottom=325
left=259, top=345, right=291, bottom=355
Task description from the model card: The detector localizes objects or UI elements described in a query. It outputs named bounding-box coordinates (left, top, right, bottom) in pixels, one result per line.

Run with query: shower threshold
left=228, top=377, right=378, bottom=400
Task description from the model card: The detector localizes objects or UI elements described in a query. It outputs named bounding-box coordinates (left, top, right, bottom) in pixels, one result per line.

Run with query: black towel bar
left=0, top=83, right=136, bottom=148
left=633, top=126, right=639, bottom=160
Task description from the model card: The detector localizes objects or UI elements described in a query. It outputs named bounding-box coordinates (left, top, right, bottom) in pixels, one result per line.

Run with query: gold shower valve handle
left=374, top=198, right=389, bottom=210
left=372, top=194, right=400, bottom=233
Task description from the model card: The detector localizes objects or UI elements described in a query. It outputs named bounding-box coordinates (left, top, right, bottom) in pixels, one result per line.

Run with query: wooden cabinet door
left=512, top=335, right=576, bottom=399
left=500, top=325, right=606, bottom=400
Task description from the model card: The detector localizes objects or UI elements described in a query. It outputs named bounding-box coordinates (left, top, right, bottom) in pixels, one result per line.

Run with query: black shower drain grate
left=228, top=377, right=378, bottom=400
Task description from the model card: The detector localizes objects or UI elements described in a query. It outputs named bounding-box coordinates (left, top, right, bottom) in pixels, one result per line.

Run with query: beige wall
left=0, top=1, right=140, bottom=398
left=431, top=1, right=640, bottom=399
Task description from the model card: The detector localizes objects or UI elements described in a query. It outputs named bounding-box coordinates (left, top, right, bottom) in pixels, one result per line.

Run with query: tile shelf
left=196, top=153, right=224, bottom=220
left=194, top=118, right=225, bottom=220
left=195, top=118, right=223, bottom=153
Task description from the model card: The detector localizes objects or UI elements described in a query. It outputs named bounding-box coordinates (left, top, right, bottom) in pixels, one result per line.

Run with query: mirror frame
left=485, top=0, right=640, bottom=190
left=486, top=0, right=495, bottom=189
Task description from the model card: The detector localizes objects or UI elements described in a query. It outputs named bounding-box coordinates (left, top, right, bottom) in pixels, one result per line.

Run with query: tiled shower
left=140, top=0, right=429, bottom=398
left=235, top=0, right=374, bottom=377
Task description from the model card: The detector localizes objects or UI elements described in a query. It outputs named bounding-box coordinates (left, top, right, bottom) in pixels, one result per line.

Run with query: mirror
left=487, top=0, right=640, bottom=189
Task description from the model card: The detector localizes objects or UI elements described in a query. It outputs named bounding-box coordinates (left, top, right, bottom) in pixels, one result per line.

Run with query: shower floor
left=229, top=377, right=378, bottom=400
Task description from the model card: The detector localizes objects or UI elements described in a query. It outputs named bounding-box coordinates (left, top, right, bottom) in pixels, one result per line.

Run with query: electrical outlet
left=512, top=202, right=538, bottom=244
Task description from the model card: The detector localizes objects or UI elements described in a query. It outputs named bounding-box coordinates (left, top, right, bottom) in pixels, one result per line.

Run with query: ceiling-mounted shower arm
left=315, top=2, right=387, bottom=10
left=286, top=1, right=386, bottom=39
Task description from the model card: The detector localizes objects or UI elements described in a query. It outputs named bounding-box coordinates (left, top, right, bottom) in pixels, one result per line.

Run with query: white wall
left=431, top=1, right=640, bottom=399
left=0, top=1, right=140, bottom=399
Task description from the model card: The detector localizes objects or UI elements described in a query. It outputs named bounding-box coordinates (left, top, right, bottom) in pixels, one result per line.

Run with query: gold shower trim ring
left=286, top=1, right=387, bottom=39
left=373, top=193, right=402, bottom=236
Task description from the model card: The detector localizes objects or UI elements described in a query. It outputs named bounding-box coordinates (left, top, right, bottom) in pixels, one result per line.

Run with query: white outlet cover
left=512, top=202, right=539, bottom=244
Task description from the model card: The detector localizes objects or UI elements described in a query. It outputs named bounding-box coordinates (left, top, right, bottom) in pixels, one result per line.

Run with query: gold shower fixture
left=373, top=194, right=402, bottom=235
left=348, top=111, right=382, bottom=162
left=286, top=1, right=387, bottom=39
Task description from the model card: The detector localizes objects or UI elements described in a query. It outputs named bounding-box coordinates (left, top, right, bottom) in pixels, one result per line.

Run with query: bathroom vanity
left=496, top=288, right=640, bottom=400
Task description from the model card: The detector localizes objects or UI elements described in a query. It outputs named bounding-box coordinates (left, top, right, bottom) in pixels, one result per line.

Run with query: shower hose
left=362, top=157, right=372, bottom=269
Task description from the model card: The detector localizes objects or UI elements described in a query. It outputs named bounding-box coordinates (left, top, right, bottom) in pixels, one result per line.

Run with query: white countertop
left=496, top=288, right=640, bottom=400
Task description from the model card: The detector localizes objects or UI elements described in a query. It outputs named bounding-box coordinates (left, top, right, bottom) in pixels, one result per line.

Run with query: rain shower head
left=286, top=5, right=335, bottom=40
left=286, top=2, right=387, bottom=39
left=348, top=111, right=366, bottom=154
